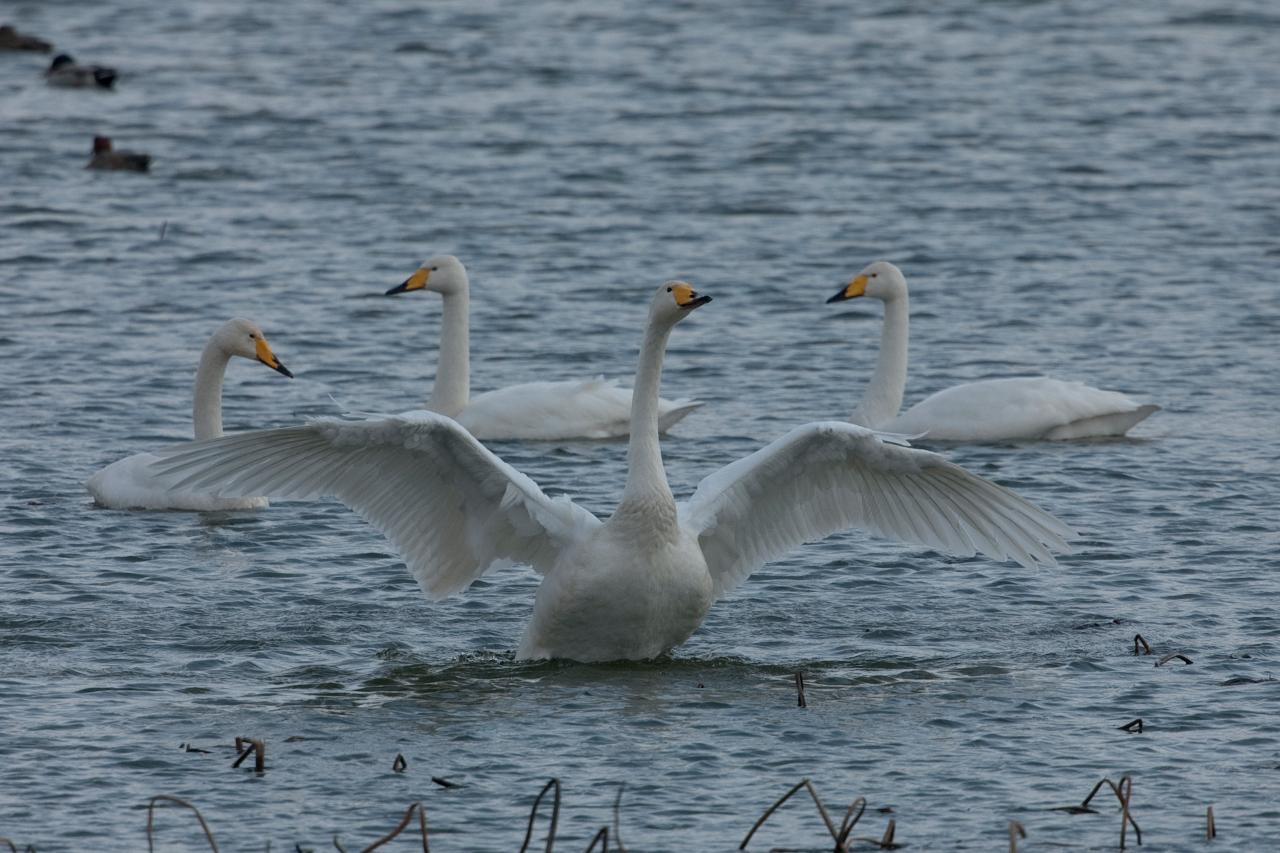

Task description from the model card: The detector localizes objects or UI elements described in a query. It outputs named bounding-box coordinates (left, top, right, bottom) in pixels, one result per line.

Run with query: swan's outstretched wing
left=678, top=421, right=1076, bottom=599
left=152, top=414, right=601, bottom=598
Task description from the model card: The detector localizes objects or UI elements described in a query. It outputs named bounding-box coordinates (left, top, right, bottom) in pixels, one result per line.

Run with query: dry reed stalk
left=358, top=801, right=428, bottom=853
left=1155, top=653, right=1192, bottom=667
left=1114, top=775, right=1141, bottom=849
left=145, top=794, right=220, bottom=852
left=1118, top=719, right=1144, bottom=733
left=835, top=796, right=867, bottom=848
left=393, top=754, right=407, bottom=773
left=1133, top=634, right=1152, bottom=655
left=431, top=777, right=461, bottom=789
left=612, top=784, right=629, bottom=853
left=878, top=818, right=897, bottom=849
left=795, top=672, right=807, bottom=708
left=519, top=778, right=562, bottom=853
left=583, top=827, right=609, bottom=852
left=0, top=838, right=18, bottom=852
left=1008, top=820, right=1026, bottom=852
left=738, top=778, right=838, bottom=850
left=232, top=737, right=265, bottom=772
left=1206, top=805, right=1216, bottom=840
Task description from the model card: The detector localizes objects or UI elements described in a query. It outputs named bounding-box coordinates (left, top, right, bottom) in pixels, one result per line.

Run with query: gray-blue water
left=3, top=0, right=1279, bottom=849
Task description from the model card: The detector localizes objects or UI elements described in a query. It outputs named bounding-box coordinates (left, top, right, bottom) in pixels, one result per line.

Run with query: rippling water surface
left=3, top=0, right=1279, bottom=849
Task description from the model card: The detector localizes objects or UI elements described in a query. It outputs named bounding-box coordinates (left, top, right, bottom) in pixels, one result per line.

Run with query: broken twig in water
left=1008, top=820, right=1026, bottom=853
left=233, top=737, right=265, bottom=772
left=431, top=776, right=461, bottom=789
left=583, top=826, right=609, bottom=853
left=1051, top=776, right=1142, bottom=847
left=835, top=796, right=867, bottom=848
left=612, top=784, right=629, bottom=853
left=1, top=838, right=20, bottom=853
left=1156, top=653, right=1192, bottom=667
left=739, top=778, right=838, bottom=849
left=358, top=802, right=428, bottom=853
left=1119, top=718, right=1144, bottom=734
left=1133, top=634, right=1152, bottom=655
left=795, top=672, right=806, bottom=708
left=518, top=778, right=562, bottom=853
left=392, top=753, right=407, bottom=773
left=1206, top=805, right=1216, bottom=840
left=146, top=795, right=220, bottom=852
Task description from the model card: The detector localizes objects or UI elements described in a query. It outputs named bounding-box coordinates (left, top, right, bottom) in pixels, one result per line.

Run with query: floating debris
left=795, top=672, right=807, bottom=708
left=1133, top=634, right=1152, bottom=655
left=180, top=742, right=211, bottom=754
left=232, top=737, right=265, bottom=773
left=392, top=753, right=407, bottom=773
left=1219, top=674, right=1274, bottom=686
left=1118, top=718, right=1144, bottom=734
left=1155, top=653, right=1192, bottom=667
left=431, top=776, right=461, bottom=789
left=1049, top=776, right=1141, bottom=848
left=1207, top=805, right=1216, bottom=841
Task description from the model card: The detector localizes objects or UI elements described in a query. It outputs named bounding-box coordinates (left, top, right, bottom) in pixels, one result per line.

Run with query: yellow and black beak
left=671, top=282, right=712, bottom=310
left=386, top=267, right=429, bottom=296
left=826, top=273, right=868, bottom=303
left=255, top=337, right=294, bottom=378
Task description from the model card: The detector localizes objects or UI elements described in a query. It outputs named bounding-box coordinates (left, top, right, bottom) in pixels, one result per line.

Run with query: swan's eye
left=431, top=266, right=438, bottom=272
left=666, top=286, right=672, bottom=292
left=870, top=273, right=878, bottom=278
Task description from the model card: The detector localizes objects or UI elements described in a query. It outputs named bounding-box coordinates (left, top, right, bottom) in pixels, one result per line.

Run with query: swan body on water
left=385, top=255, right=701, bottom=439
left=155, top=284, right=1074, bottom=661
left=828, top=262, right=1159, bottom=441
left=87, top=318, right=293, bottom=511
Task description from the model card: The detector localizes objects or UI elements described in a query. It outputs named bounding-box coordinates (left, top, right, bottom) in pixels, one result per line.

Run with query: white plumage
left=154, top=283, right=1075, bottom=661
left=386, top=255, right=700, bottom=439
left=86, top=318, right=293, bottom=511
left=829, top=261, right=1159, bottom=441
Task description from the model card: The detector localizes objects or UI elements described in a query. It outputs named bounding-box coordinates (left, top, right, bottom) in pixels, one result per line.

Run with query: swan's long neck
left=854, top=294, right=909, bottom=428
left=192, top=342, right=232, bottom=441
left=618, top=319, right=677, bottom=516
left=428, top=288, right=470, bottom=417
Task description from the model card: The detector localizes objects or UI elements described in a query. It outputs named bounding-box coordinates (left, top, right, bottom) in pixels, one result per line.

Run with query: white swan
left=153, top=283, right=1074, bottom=662
left=828, top=261, right=1159, bottom=441
left=384, top=255, right=701, bottom=440
left=86, top=318, right=293, bottom=511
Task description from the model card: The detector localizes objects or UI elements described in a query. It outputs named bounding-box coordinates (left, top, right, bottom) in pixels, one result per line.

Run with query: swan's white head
left=651, top=280, right=712, bottom=327
left=827, top=260, right=907, bottom=303
left=214, top=318, right=293, bottom=377
left=387, top=254, right=468, bottom=297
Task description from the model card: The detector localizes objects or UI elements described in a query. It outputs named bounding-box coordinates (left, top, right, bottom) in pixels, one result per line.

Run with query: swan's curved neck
left=854, top=294, right=909, bottom=428
left=429, top=288, right=470, bottom=417
left=619, top=319, right=676, bottom=512
left=192, top=342, right=232, bottom=441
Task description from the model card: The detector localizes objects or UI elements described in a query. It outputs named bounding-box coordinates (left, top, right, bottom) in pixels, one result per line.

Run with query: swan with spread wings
left=154, top=283, right=1074, bottom=661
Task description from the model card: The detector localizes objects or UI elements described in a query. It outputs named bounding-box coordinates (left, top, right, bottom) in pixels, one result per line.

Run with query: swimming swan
left=153, top=283, right=1074, bottom=661
left=385, top=255, right=701, bottom=440
left=828, top=261, right=1159, bottom=441
left=87, top=318, right=293, bottom=510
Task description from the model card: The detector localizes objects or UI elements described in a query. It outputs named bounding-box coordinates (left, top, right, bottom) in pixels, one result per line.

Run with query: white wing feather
left=678, top=421, right=1077, bottom=599
left=151, top=414, right=600, bottom=599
